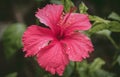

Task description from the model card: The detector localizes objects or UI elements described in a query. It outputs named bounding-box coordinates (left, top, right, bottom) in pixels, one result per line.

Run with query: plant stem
left=107, top=35, right=119, bottom=50
left=107, top=35, right=120, bottom=66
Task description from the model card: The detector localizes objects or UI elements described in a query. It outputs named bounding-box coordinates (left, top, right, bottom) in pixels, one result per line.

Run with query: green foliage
left=108, top=21, right=120, bottom=32
left=89, top=58, right=105, bottom=72
left=62, top=0, right=74, bottom=12
left=2, top=23, right=26, bottom=59
left=88, top=13, right=120, bottom=36
left=108, top=12, right=120, bottom=21
left=77, top=61, right=89, bottom=77
left=63, top=62, right=74, bottom=77
left=117, top=55, right=120, bottom=65
left=97, top=30, right=111, bottom=36
left=87, top=23, right=110, bottom=35
left=94, top=69, right=115, bottom=77
left=76, top=58, right=115, bottom=77
left=89, top=15, right=110, bottom=24
left=79, top=2, right=88, bottom=14
left=88, top=13, right=120, bottom=50
left=5, top=72, right=17, bottom=77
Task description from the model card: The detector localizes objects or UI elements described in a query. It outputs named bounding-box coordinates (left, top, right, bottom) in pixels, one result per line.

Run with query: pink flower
left=22, top=4, right=94, bottom=76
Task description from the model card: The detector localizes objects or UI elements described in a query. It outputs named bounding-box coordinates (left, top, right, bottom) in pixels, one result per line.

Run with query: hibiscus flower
left=22, top=4, right=94, bottom=76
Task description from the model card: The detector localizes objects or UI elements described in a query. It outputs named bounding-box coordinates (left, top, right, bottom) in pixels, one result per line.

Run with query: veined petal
left=22, top=25, right=53, bottom=57
left=35, top=4, right=63, bottom=32
left=62, top=33, right=94, bottom=61
left=62, top=13, right=91, bottom=34
left=37, top=41, right=69, bottom=76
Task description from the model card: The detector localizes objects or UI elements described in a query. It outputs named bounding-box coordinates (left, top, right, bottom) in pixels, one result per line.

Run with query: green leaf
left=79, top=2, right=88, bottom=14
left=68, top=58, right=115, bottom=77
left=117, top=55, right=120, bottom=65
left=108, top=21, right=120, bottom=32
left=5, top=72, right=17, bottom=77
left=88, top=23, right=110, bottom=35
left=95, top=69, right=115, bottom=77
left=2, top=23, right=26, bottom=59
left=89, top=15, right=110, bottom=23
left=97, top=29, right=111, bottom=36
left=89, top=58, right=105, bottom=72
left=63, top=62, right=74, bottom=77
left=88, top=15, right=120, bottom=35
left=62, top=0, right=74, bottom=12
left=77, top=61, right=89, bottom=77
left=108, top=12, right=120, bottom=21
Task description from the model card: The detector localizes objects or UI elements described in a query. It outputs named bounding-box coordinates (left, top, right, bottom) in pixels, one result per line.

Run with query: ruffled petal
left=35, top=4, right=63, bottom=32
left=62, top=13, right=91, bottom=34
left=37, top=41, right=69, bottom=76
left=62, top=33, right=94, bottom=61
left=22, top=25, right=53, bottom=57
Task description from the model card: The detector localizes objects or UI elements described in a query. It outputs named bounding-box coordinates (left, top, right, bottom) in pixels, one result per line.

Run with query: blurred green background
left=0, top=0, right=120, bottom=77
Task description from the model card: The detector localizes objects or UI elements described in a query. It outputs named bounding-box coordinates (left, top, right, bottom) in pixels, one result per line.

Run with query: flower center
left=56, top=32, right=65, bottom=41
